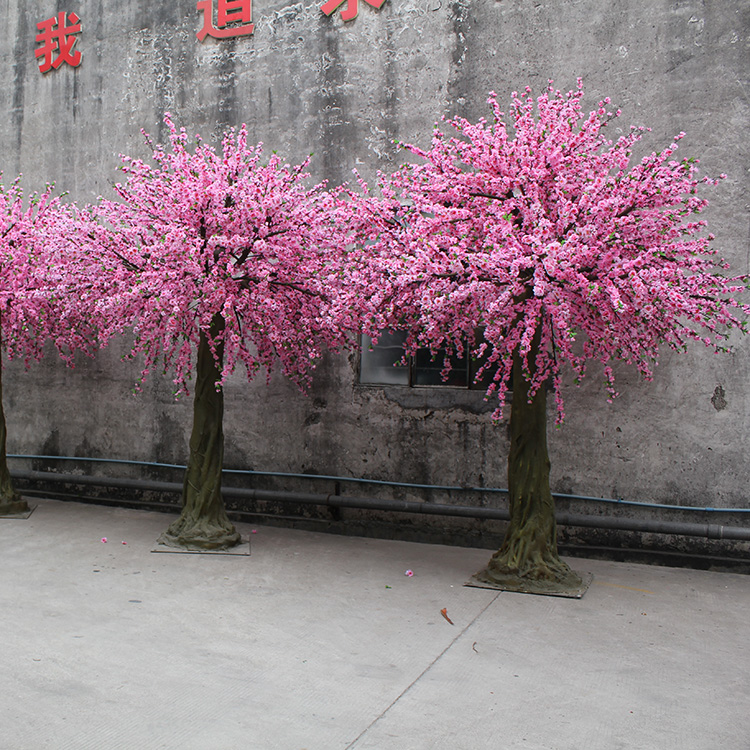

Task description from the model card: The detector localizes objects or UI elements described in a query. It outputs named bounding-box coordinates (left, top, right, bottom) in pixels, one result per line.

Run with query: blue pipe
left=7, top=453, right=750, bottom=514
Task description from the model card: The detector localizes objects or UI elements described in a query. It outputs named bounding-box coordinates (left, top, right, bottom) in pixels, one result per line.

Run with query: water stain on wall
left=711, top=385, right=727, bottom=411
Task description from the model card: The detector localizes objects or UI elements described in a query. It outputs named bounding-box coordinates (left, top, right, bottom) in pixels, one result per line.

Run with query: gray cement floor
left=2, top=499, right=749, bottom=750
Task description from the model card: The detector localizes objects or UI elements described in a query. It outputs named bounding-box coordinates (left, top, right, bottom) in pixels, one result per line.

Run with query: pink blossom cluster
left=347, top=81, right=749, bottom=421
left=91, top=116, right=358, bottom=395
left=0, top=179, right=102, bottom=368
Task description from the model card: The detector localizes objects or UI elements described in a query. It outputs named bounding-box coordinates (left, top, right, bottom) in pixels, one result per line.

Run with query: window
left=360, top=332, right=491, bottom=389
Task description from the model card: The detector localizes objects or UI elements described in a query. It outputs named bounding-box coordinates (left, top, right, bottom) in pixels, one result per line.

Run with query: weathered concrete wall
left=1, top=0, right=749, bottom=544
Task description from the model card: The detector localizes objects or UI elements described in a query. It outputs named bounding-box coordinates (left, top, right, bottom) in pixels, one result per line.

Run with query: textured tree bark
left=0, top=356, right=28, bottom=516
left=158, top=317, right=241, bottom=550
left=474, top=334, right=582, bottom=593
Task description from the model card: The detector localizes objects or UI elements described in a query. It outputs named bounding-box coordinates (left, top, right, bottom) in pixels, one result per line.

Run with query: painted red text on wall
left=35, top=12, right=82, bottom=73
left=320, top=0, right=386, bottom=22
left=197, top=0, right=254, bottom=40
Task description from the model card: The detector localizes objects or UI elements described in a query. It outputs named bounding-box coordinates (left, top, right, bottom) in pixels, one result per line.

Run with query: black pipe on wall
left=11, top=469, right=750, bottom=543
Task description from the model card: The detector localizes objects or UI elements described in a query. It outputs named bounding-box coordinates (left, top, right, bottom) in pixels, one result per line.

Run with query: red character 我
left=35, top=12, right=82, bottom=73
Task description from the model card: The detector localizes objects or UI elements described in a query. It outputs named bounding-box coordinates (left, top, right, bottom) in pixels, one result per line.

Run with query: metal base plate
left=151, top=539, right=251, bottom=556
left=465, top=571, right=593, bottom=599
left=0, top=503, right=37, bottom=520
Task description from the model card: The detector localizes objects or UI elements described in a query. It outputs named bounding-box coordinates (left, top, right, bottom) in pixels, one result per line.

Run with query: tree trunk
left=158, top=317, right=241, bottom=550
left=474, top=334, right=582, bottom=593
left=0, top=341, right=28, bottom=516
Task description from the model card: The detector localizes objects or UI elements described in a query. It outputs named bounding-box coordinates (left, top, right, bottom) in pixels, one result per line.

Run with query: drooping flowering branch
left=0, top=179, right=111, bottom=366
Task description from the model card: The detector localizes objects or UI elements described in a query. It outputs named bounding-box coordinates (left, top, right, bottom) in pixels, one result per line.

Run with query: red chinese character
left=35, top=12, right=82, bottom=73
left=196, top=0, right=254, bottom=40
left=321, top=0, right=386, bottom=22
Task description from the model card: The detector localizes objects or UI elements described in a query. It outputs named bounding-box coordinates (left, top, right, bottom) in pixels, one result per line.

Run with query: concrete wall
left=1, top=0, right=749, bottom=547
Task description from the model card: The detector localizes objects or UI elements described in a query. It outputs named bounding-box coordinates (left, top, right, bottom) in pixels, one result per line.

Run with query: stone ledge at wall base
left=9, top=472, right=750, bottom=574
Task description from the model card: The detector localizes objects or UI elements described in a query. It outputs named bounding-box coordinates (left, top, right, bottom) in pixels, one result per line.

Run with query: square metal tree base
left=465, top=571, right=593, bottom=599
left=151, top=539, right=251, bottom=556
left=0, top=503, right=37, bottom=520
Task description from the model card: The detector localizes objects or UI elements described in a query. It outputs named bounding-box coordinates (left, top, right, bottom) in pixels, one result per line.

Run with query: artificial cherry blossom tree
left=0, top=180, right=103, bottom=515
left=351, top=82, right=748, bottom=593
left=94, top=117, right=357, bottom=550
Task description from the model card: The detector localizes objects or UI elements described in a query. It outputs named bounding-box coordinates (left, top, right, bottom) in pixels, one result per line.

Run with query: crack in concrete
left=344, top=590, right=502, bottom=749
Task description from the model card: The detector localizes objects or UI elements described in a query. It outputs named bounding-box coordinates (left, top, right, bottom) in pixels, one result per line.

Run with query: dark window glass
left=360, top=332, right=493, bottom=390
left=360, top=333, right=409, bottom=385
left=413, top=347, right=469, bottom=386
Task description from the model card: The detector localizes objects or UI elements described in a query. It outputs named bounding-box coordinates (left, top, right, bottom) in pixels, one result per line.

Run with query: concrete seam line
left=343, top=591, right=502, bottom=749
